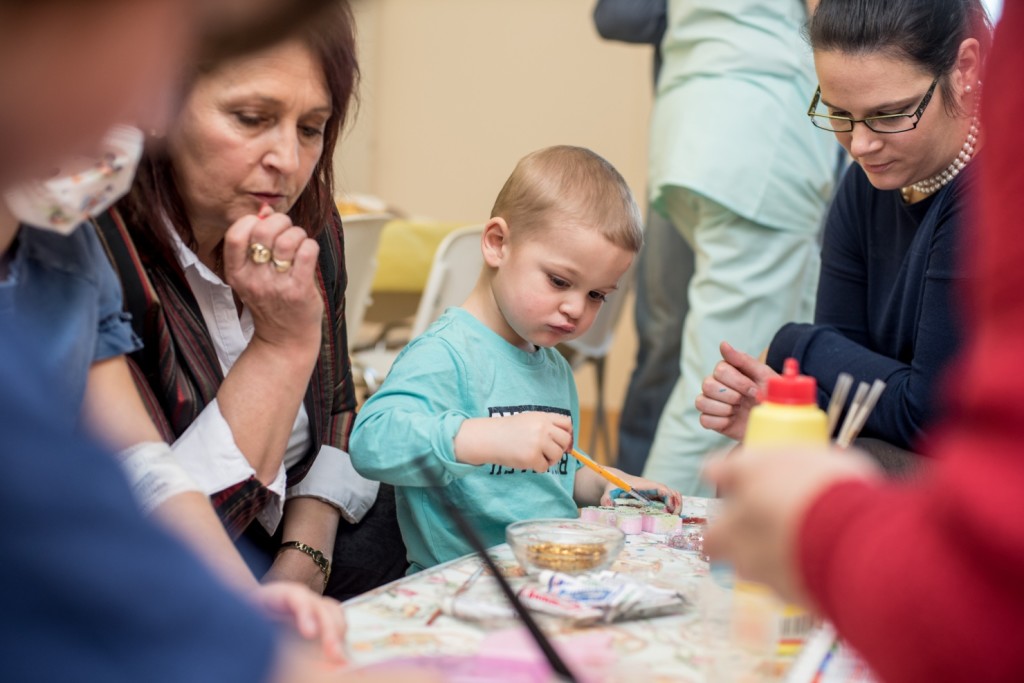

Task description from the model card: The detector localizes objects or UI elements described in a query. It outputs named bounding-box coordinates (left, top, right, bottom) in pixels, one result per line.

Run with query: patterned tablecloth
left=341, top=501, right=799, bottom=682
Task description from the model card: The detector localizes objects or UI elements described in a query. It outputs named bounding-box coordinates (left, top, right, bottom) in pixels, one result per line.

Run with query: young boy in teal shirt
left=351, top=146, right=681, bottom=572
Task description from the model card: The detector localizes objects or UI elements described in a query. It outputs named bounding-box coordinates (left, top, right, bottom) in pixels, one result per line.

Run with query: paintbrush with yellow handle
left=569, top=449, right=655, bottom=506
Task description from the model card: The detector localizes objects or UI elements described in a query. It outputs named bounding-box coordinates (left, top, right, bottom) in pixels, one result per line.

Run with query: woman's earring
left=965, top=84, right=973, bottom=94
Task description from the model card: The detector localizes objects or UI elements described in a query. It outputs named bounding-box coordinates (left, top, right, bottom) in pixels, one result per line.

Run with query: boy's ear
left=480, top=217, right=510, bottom=267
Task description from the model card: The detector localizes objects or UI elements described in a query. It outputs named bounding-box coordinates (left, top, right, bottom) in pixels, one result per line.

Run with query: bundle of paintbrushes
left=825, top=372, right=887, bottom=448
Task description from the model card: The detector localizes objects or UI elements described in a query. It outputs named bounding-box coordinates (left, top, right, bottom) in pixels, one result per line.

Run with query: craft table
left=341, top=501, right=800, bottom=682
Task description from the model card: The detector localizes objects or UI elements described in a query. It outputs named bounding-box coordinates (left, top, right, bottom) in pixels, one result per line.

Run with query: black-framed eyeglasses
left=807, top=77, right=940, bottom=134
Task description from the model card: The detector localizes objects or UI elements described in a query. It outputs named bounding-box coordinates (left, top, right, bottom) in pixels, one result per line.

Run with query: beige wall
left=336, top=0, right=659, bottom=410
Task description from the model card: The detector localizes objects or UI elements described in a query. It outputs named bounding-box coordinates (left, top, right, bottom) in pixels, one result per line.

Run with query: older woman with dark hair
left=96, top=0, right=404, bottom=598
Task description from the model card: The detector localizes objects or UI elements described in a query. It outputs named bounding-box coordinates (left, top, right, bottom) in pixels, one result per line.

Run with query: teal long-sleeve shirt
left=350, top=308, right=583, bottom=572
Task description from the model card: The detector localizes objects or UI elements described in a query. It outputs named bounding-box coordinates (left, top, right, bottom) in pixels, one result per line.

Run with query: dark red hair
left=123, top=0, right=358, bottom=264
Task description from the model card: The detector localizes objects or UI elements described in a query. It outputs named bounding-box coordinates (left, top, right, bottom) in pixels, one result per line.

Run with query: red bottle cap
left=761, top=358, right=817, bottom=405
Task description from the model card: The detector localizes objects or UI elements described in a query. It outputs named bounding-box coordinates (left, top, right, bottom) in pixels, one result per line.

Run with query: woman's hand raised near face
left=223, top=206, right=324, bottom=354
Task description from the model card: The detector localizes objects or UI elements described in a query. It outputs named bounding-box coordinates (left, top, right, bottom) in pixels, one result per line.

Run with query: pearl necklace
left=901, top=110, right=980, bottom=202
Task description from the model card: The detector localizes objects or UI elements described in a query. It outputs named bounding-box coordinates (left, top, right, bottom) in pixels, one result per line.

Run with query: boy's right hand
left=454, top=412, right=574, bottom=472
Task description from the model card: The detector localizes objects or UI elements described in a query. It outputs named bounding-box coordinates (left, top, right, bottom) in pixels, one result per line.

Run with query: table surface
left=342, top=502, right=798, bottom=682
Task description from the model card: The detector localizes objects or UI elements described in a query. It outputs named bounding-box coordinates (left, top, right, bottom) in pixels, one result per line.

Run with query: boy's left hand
left=600, top=475, right=682, bottom=514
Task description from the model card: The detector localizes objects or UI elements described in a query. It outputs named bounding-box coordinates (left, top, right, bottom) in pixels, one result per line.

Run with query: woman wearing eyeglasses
left=697, top=0, right=992, bottom=462
left=702, top=3, right=1024, bottom=681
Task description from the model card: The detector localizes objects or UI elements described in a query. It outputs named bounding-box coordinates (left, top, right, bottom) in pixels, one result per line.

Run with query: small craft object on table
left=614, top=509, right=643, bottom=535
left=579, top=505, right=617, bottom=526
left=641, top=511, right=682, bottom=535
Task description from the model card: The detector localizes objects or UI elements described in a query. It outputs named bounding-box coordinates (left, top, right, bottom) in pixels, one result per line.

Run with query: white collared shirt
left=166, top=227, right=377, bottom=533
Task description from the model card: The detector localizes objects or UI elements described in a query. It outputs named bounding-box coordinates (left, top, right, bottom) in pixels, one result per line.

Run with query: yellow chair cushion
left=370, top=219, right=471, bottom=293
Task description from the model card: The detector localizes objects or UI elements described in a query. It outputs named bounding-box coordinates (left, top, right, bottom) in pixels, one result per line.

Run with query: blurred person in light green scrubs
left=642, top=0, right=837, bottom=495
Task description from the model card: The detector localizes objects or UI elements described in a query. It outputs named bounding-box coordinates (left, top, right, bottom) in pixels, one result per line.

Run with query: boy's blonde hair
left=489, top=145, right=643, bottom=253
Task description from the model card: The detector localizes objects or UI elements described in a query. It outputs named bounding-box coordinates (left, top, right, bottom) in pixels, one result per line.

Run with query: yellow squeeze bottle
left=737, top=358, right=826, bottom=657
left=744, top=358, right=828, bottom=447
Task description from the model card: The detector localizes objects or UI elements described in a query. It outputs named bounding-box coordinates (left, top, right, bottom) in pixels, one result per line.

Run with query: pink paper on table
left=347, top=629, right=616, bottom=682
left=478, top=627, right=616, bottom=682
left=348, top=655, right=552, bottom=682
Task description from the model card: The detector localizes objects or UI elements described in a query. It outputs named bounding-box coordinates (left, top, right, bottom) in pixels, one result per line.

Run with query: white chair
left=559, top=259, right=637, bottom=458
left=354, top=224, right=484, bottom=393
left=341, top=213, right=391, bottom=349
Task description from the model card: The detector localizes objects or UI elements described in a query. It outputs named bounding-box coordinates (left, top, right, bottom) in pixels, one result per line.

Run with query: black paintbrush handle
left=419, top=460, right=578, bottom=683
left=443, top=505, right=577, bottom=682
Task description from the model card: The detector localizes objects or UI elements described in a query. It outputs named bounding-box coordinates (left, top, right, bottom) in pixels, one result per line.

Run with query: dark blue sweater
left=766, top=161, right=976, bottom=450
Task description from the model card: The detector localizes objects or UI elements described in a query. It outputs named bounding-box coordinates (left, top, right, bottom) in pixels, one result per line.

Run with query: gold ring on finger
left=249, top=242, right=272, bottom=264
left=271, top=257, right=293, bottom=273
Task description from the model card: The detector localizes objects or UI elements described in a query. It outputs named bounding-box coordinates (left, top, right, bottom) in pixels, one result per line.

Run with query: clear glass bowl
left=505, top=518, right=626, bottom=575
